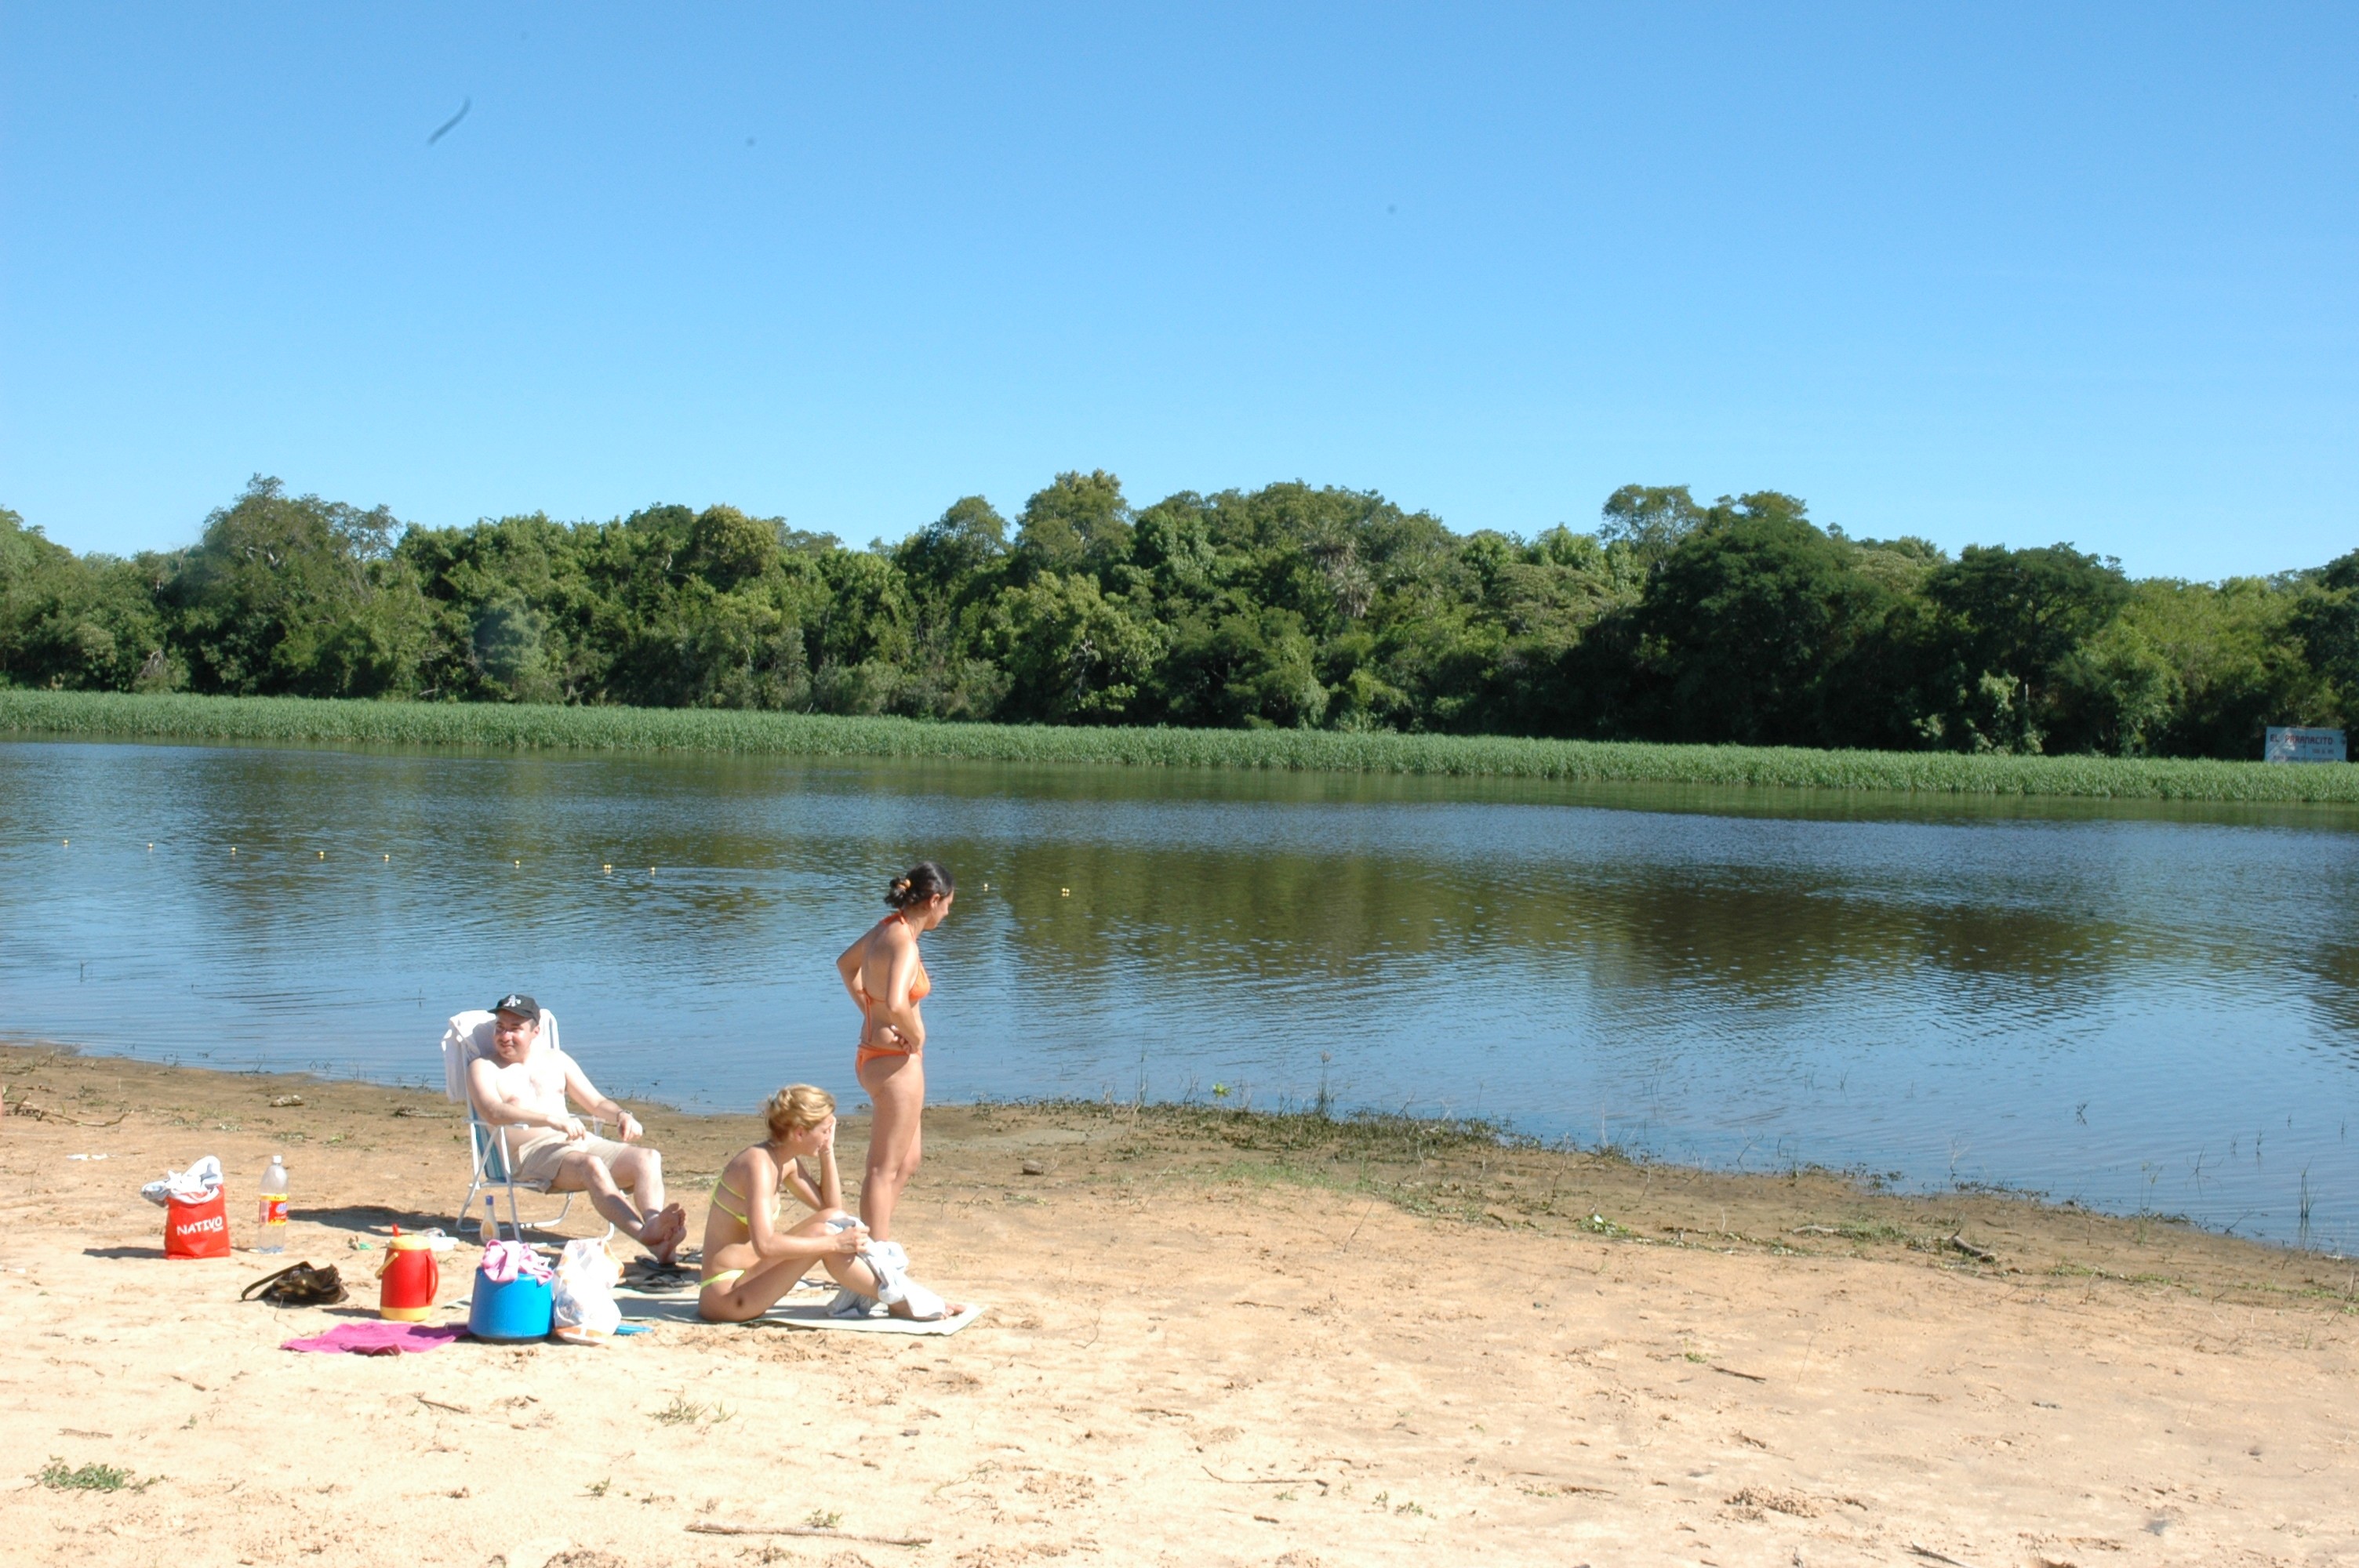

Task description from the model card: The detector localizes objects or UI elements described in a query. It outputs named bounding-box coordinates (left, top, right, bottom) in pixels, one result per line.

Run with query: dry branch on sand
left=685, top=1523, right=932, bottom=1545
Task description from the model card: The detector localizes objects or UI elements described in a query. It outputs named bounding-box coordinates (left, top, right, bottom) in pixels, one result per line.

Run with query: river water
left=3, top=737, right=2356, bottom=1247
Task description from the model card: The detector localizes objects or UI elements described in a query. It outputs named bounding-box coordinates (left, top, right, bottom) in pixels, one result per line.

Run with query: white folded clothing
left=855, top=1239, right=947, bottom=1319
left=140, top=1155, right=224, bottom=1207
left=860, top=1239, right=911, bottom=1305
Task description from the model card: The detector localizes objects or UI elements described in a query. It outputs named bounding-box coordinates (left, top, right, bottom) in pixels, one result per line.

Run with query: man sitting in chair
left=466, top=993, right=687, bottom=1264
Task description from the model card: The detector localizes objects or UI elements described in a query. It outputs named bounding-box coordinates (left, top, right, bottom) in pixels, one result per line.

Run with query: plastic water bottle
left=256, top=1155, right=289, bottom=1254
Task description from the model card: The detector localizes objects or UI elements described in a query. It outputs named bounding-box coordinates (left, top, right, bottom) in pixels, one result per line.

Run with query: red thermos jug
left=376, top=1229, right=441, bottom=1320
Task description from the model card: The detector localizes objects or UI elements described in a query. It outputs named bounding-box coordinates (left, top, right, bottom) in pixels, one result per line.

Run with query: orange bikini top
left=858, top=910, right=929, bottom=1015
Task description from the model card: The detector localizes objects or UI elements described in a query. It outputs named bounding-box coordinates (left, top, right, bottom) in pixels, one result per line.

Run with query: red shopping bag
left=165, top=1188, right=231, bottom=1259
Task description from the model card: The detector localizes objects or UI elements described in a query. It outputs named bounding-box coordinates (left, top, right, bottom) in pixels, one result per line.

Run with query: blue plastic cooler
left=467, top=1266, right=554, bottom=1341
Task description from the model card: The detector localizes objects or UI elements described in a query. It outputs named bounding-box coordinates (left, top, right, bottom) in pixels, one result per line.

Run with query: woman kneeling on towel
left=697, top=1084, right=961, bottom=1323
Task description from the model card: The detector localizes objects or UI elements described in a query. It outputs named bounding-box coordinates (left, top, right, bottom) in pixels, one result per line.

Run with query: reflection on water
left=4, top=738, right=2358, bottom=1247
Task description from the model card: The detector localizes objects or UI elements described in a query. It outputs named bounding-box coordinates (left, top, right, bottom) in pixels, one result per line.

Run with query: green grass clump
left=5, top=689, right=2357, bottom=803
left=649, top=1396, right=731, bottom=1426
left=36, top=1457, right=152, bottom=1492
left=1044, top=1098, right=1540, bottom=1221
left=1056, top=1098, right=1521, bottom=1162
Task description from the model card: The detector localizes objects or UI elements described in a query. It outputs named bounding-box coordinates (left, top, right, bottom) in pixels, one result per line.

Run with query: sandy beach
left=2, top=1041, right=2354, bottom=1567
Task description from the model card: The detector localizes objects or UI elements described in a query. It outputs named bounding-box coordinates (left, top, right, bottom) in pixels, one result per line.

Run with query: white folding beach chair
left=442, top=1007, right=605, bottom=1240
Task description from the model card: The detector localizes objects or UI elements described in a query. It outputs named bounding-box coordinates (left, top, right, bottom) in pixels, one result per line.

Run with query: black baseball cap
left=490, top=993, right=540, bottom=1018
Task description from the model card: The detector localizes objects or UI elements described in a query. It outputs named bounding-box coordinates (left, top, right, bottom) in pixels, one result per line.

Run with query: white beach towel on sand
left=612, top=1283, right=985, bottom=1336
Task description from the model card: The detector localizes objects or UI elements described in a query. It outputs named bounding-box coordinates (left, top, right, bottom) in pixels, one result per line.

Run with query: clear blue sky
left=3, top=4, right=2352, bottom=579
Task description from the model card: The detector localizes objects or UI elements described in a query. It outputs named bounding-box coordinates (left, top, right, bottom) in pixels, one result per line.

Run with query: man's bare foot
left=651, top=1205, right=689, bottom=1261
left=638, top=1205, right=687, bottom=1264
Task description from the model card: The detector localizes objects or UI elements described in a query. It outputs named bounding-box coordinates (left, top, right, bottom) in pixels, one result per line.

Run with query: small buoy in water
left=230, top=846, right=237, bottom=855
left=383, top=853, right=390, bottom=862
left=62, top=840, right=69, bottom=847
left=602, top=864, right=612, bottom=873
left=513, top=858, right=521, bottom=867
left=1060, top=887, right=1070, bottom=896
left=318, top=850, right=325, bottom=859
left=147, top=843, right=154, bottom=851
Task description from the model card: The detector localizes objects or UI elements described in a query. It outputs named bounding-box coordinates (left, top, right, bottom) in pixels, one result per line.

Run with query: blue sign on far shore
left=2263, top=726, right=2347, bottom=763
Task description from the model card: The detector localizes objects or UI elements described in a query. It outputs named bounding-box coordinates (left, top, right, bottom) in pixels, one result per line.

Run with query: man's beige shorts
left=507, top=1131, right=634, bottom=1187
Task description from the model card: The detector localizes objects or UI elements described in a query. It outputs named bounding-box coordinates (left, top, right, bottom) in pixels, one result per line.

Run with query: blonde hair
left=763, top=1083, right=835, bottom=1141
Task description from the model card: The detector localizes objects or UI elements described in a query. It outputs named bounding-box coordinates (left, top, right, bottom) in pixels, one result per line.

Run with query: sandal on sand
left=627, top=1257, right=696, bottom=1287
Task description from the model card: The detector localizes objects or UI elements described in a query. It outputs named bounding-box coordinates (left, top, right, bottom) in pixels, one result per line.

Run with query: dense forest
left=3, top=473, right=2354, bottom=759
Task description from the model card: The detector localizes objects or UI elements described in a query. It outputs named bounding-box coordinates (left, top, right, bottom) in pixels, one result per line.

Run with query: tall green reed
left=5, top=689, right=2357, bottom=803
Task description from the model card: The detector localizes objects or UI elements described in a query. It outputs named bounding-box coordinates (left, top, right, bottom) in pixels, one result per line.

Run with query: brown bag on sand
left=240, top=1261, right=349, bottom=1307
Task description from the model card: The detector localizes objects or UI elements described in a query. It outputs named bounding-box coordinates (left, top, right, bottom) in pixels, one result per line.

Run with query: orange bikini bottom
left=856, top=1037, right=917, bottom=1073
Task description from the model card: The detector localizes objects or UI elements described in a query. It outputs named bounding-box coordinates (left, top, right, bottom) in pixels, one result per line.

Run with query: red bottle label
left=258, top=1196, right=288, bottom=1226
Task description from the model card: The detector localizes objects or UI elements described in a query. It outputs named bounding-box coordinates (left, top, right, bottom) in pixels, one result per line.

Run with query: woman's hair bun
left=885, top=861, right=954, bottom=909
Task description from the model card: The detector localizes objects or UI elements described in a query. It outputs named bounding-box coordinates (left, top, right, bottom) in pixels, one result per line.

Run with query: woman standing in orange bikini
left=836, top=861, right=954, bottom=1247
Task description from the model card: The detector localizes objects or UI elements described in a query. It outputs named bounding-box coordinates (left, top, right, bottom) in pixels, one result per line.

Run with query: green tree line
left=5, top=473, right=2355, bottom=757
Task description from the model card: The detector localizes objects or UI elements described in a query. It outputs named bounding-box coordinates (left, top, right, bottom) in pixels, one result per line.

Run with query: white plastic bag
left=551, top=1237, right=622, bottom=1339
left=140, top=1154, right=223, bottom=1207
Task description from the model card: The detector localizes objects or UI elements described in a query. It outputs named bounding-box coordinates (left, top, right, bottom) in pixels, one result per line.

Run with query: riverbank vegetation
left=6, top=473, right=2357, bottom=764
left=9, top=688, right=2359, bottom=800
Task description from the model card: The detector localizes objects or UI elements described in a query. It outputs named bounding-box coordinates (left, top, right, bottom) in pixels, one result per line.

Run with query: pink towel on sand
left=282, top=1321, right=470, bottom=1356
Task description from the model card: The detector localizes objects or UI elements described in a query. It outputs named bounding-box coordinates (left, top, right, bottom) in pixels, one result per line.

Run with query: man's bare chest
left=489, top=1053, right=565, bottom=1106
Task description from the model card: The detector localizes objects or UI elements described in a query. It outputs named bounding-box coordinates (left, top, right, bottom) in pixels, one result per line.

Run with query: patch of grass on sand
left=650, top=1397, right=732, bottom=1427
left=1790, top=1220, right=1930, bottom=1247
left=1045, top=1100, right=1553, bottom=1223
left=985, top=1098, right=2357, bottom=1310
left=1159, top=1102, right=1518, bottom=1162
left=37, top=1458, right=154, bottom=1492
left=8, top=689, right=2358, bottom=803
